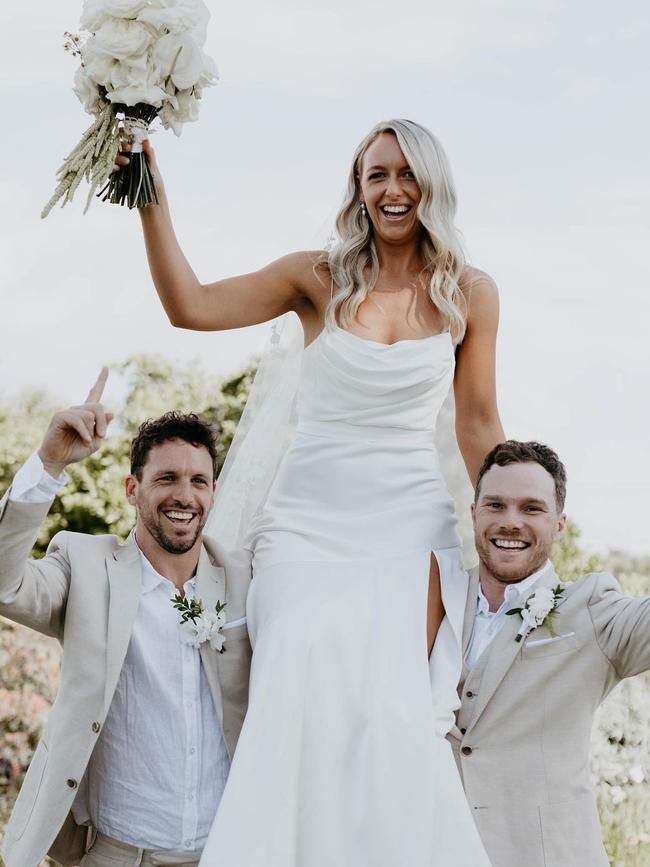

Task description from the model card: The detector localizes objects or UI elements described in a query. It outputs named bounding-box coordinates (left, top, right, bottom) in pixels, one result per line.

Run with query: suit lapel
left=104, top=533, right=141, bottom=711
left=462, top=567, right=480, bottom=659
left=196, top=546, right=227, bottom=725
left=464, top=563, right=561, bottom=733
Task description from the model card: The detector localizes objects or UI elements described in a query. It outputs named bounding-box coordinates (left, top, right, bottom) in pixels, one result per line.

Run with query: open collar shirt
left=465, top=560, right=553, bottom=670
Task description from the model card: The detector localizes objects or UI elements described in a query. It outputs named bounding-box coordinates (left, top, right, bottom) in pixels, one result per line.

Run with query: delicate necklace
left=372, top=281, right=418, bottom=294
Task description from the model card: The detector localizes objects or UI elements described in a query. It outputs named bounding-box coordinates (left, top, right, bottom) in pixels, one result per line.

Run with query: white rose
left=629, top=765, right=645, bottom=784
left=94, top=17, right=154, bottom=61
left=73, top=66, right=103, bottom=115
left=520, top=608, right=538, bottom=630
left=138, top=3, right=210, bottom=43
left=82, top=38, right=119, bottom=86
left=197, top=52, right=218, bottom=88
left=80, top=0, right=110, bottom=32
left=163, top=88, right=199, bottom=119
left=158, top=102, right=183, bottom=136
left=107, top=83, right=167, bottom=106
left=526, top=588, right=555, bottom=621
left=202, top=611, right=226, bottom=651
left=109, top=59, right=151, bottom=90
left=103, top=0, right=150, bottom=18
left=209, top=631, right=226, bottom=652
left=152, top=32, right=203, bottom=90
left=179, top=618, right=205, bottom=648
left=200, top=610, right=227, bottom=652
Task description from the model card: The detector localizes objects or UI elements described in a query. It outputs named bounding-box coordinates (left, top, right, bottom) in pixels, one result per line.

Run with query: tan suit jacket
left=0, top=490, right=252, bottom=867
left=448, top=564, right=650, bottom=867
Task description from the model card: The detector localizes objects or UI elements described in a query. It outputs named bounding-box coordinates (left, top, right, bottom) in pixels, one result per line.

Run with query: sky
left=1, top=0, right=649, bottom=554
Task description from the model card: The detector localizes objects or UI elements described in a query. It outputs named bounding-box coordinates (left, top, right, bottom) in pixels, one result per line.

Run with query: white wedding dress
left=200, top=325, right=491, bottom=866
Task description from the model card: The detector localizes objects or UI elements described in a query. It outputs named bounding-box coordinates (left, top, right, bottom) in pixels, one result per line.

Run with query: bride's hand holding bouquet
left=42, top=0, right=218, bottom=217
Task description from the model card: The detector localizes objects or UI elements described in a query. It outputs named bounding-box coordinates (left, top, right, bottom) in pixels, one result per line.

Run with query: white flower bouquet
left=42, top=0, right=218, bottom=217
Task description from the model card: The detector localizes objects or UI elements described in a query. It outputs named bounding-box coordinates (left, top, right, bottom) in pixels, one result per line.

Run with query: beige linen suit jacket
left=0, top=490, right=252, bottom=867
left=447, top=564, right=650, bottom=867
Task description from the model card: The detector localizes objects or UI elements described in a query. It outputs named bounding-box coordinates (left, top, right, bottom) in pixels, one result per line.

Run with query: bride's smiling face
left=358, top=132, right=422, bottom=244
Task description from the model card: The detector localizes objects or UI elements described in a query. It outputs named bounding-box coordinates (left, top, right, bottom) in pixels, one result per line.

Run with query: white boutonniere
left=506, top=584, right=565, bottom=643
left=171, top=594, right=227, bottom=653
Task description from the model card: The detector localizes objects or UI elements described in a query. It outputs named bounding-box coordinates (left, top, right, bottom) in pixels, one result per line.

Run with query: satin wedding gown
left=200, top=325, right=491, bottom=866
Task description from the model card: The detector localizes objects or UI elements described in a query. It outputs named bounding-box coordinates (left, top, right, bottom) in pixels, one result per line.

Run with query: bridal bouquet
left=42, top=0, right=218, bottom=217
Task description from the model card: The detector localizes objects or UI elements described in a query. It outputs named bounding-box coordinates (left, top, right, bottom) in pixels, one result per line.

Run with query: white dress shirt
left=10, top=453, right=231, bottom=851
left=465, top=560, right=553, bottom=669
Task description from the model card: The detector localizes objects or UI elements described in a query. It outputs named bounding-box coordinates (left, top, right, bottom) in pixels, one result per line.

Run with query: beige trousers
left=80, top=832, right=201, bottom=867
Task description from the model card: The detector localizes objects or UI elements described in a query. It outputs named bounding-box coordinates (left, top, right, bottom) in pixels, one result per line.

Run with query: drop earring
left=360, top=202, right=367, bottom=217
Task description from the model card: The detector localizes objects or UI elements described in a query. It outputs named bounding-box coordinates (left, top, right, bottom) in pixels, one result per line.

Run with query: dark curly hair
left=475, top=440, right=567, bottom=511
left=130, top=412, right=218, bottom=480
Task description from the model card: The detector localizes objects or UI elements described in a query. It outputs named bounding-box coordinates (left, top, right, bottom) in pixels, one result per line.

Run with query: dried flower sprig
left=41, top=100, right=121, bottom=218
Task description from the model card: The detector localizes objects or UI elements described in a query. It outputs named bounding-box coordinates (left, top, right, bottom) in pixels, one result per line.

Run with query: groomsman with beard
left=0, top=370, right=252, bottom=867
left=451, top=440, right=650, bottom=867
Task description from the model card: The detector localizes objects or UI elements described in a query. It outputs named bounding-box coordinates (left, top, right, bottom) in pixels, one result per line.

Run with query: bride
left=126, top=118, right=504, bottom=865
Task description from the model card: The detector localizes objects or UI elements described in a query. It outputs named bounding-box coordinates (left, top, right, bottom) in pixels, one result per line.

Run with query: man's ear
left=470, top=501, right=476, bottom=526
left=555, top=512, right=567, bottom=538
left=125, top=474, right=137, bottom=506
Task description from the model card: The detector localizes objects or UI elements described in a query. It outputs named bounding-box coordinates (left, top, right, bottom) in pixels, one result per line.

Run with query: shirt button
left=91, top=722, right=101, bottom=733
left=466, top=690, right=475, bottom=698
left=184, top=840, right=192, bottom=848
left=461, top=746, right=473, bottom=756
left=189, top=747, right=196, bottom=755
left=67, top=778, right=78, bottom=788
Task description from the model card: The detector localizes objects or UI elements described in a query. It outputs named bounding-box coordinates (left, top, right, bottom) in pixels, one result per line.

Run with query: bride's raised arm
left=453, top=267, right=505, bottom=486
left=133, top=140, right=322, bottom=332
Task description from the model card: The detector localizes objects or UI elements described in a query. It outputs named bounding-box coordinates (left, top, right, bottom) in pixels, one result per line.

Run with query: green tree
left=0, top=355, right=257, bottom=556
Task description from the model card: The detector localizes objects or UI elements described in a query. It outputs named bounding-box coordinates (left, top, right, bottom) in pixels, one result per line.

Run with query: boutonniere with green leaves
left=506, top=584, right=565, bottom=643
left=171, top=594, right=227, bottom=653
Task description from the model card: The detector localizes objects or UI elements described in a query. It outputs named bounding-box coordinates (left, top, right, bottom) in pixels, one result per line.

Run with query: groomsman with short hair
left=451, top=440, right=650, bottom=867
left=0, top=370, right=252, bottom=867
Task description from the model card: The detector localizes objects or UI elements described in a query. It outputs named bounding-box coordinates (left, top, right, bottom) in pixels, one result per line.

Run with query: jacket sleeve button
left=460, top=727, right=467, bottom=735
left=92, top=722, right=101, bottom=733
left=466, top=690, right=475, bottom=698
left=67, top=778, right=78, bottom=788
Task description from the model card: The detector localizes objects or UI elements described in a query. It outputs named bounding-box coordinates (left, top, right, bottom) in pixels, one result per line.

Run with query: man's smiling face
left=472, top=461, right=566, bottom=586
left=126, top=438, right=215, bottom=556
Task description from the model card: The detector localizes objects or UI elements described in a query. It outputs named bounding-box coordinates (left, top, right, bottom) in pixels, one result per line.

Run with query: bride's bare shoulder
left=459, top=265, right=498, bottom=297
left=459, top=265, right=498, bottom=303
left=458, top=266, right=499, bottom=325
left=278, top=250, right=331, bottom=297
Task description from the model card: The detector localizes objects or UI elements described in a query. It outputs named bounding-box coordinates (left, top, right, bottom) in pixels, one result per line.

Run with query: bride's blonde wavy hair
left=325, top=119, right=467, bottom=343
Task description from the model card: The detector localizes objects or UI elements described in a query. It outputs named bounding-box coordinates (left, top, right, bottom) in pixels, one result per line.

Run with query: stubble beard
left=142, top=509, right=205, bottom=555
left=475, top=535, right=548, bottom=586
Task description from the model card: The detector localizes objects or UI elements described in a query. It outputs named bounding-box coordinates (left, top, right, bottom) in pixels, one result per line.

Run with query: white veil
left=205, top=312, right=305, bottom=550
left=205, top=310, right=475, bottom=564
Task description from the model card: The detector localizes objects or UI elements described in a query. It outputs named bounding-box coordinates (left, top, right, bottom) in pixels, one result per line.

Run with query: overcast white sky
left=1, top=0, right=649, bottom=554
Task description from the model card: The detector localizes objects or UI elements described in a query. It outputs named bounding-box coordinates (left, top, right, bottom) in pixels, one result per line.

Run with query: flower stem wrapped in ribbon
left=42, top=0, right=218, bottom=217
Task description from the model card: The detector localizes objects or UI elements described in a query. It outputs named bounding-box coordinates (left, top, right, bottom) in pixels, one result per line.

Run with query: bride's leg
left=427, top=553, right=445, bottom=655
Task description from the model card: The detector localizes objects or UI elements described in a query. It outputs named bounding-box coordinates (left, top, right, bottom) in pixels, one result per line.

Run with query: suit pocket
left=539, top=795, right=608, bottom=866
left=522, top=632, right=580, bottom=659
left=10, top=740, right=48, bottom=840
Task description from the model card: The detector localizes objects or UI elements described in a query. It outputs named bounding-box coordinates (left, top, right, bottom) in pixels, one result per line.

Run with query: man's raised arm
left=0, top=369, right=113, bottom=638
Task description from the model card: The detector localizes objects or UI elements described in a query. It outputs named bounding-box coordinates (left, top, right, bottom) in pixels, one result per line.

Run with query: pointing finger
left=85, top=367, right=109, bottom=404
